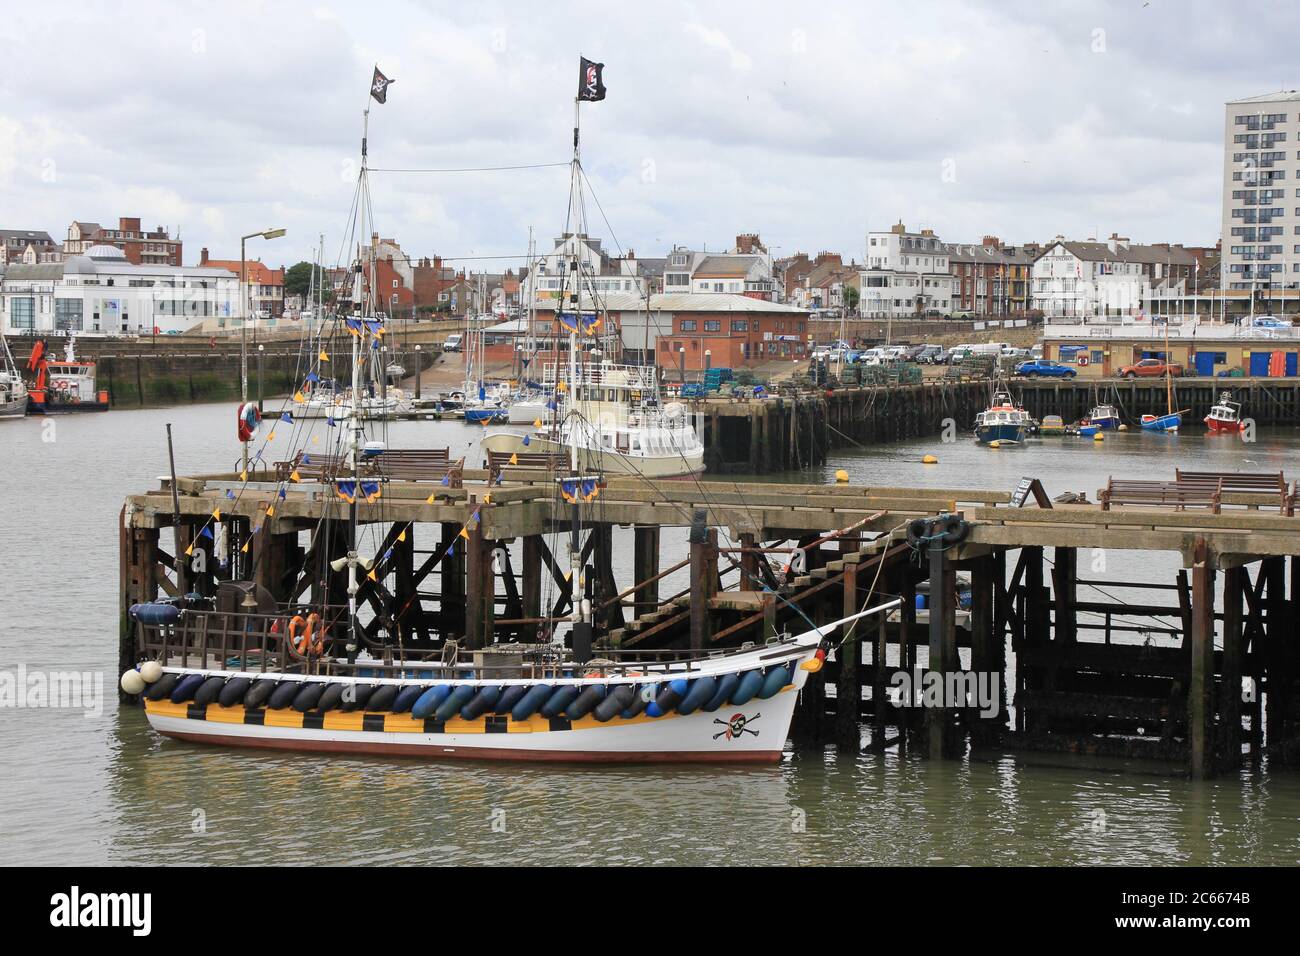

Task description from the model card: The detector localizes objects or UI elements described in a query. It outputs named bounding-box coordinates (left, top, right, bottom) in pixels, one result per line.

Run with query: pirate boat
left=124, top=62, right=866, bottom=763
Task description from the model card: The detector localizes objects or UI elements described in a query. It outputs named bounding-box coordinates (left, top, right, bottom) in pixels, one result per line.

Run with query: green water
left=2, top=404, right=1299, bottom=865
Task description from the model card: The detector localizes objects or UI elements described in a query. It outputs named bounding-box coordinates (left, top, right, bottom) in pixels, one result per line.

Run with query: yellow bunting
left=293, top=391, right=306, bottom=403
left=290, top=470, right=302, bottom=482
left=266, top=431, right=275, bottom=441
left=483, top=493, right=491, bottom=504
left=367, top=568, right=377, bottom=582
left=533, top=418, right=543, bottom=428
left=239, top=469, right=248, bottom=481
left=212, top=508, right=221, bottom=520
left=425, top=492, right=436, bottom=504
left=508, top=453, right=518, bottom=465
left=398, top=528, right=407, bottom=543
left=266, top=505, right=275, bottom=517
left=319, top=350, right=330, bottom=362
left=458, top=527, right=470, bottom=540
left=240, top=540, right=250, bottom=554
left=556, top=381, right=567, bottom=393
left=184, top=545, right=193, bottom=556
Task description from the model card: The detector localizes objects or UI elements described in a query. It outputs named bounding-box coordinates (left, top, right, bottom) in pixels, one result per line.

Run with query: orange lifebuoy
left=288, top=613, right=326, bottom=656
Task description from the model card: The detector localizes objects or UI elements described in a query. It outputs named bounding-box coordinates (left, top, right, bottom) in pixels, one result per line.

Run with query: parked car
left=916, top=345, right=943, bottom=364
left=1118, top=358, right=1183, bottom=379
left=1014, top=359, right=1077, bottom=380
left=442, top=333, right=464, bottom=352
left=856, top=347, right=887, bottom=366
left=899, top=344, right=928, bottom=362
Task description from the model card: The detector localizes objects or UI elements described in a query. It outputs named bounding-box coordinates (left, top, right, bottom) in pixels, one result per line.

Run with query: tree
left=844, top=286, right=860, bottom=312
left=284, top=261, right=327, bottom=300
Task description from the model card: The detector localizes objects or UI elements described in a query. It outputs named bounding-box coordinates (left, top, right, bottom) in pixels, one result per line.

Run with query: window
left=731, top=319, right=748, bottom=332
left=10, top=296, right=35, bottom=328
left=703, top=320, right=721, bottom=331
left=54, top=299, right=83, bottom=331
left=679, top=319, right=696, bottom=331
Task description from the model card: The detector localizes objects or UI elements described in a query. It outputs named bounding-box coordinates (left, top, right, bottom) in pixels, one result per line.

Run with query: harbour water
left=3, top=403, right=1300, bottom=865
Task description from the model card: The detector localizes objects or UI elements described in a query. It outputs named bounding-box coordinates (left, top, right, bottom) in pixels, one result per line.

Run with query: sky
left=1, top=0, right=1295, bottom=271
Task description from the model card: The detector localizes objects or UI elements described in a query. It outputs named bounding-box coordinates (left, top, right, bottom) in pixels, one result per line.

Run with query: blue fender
left=757, top=665, right=791, bottom=700
left=730, top=670, right=764, bottom=706
left=435, top=685, right=477, bottom=722
left=511, top=684, right=553, bottom=721
left=702, top=673, right=740, bottom=712
left=541, top=685, right=579, bottom=719
left=461, top=685, right=501, bottom=720
left=411, top=684, right=452, bottom=719
left=170, top=673, right=207, bottom=704
left=565, top=684, right=606, bottom=719
left=676, top=676, right=717, bottom=715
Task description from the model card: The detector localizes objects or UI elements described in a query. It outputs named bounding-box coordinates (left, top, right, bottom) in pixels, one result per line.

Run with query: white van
left=442, top=333, right=463, bottom=352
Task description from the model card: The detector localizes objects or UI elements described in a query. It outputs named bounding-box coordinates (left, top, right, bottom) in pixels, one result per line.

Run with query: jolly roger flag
left=371, top=66, right=394, bottom=104
left=578, top=57, right=606, bottom=102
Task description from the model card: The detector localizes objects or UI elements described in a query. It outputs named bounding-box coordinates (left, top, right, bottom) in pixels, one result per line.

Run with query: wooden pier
left=119, top=460, right=1300, bottom=778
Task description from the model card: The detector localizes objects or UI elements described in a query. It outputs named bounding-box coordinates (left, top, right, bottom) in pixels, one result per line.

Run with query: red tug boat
left=25, top=337, right=110, bottom=414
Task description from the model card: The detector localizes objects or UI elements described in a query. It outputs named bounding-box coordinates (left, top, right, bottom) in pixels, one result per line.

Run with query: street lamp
left=240, top=228, right=285, bottom=473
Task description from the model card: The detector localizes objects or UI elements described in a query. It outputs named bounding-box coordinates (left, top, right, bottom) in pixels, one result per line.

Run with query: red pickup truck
left=1118, top=358, right=1183, bottom=379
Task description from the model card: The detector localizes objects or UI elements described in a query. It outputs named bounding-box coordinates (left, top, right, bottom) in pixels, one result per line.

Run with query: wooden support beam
left=837, top=566, right=859, bottom=753
left=689, top=527, right=718, bottom=650
left=1222, top=565, right=1244, bottom=768
left=521, top=535, right=543, bottom=634
left=1189, top=539, right=1215, bottom=780
left=927, top=540, right=957, bottom=759
left=634, top=524, right=661, bottom=608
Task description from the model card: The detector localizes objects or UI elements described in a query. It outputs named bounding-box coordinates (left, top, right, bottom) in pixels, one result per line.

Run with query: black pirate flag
left=578, top=57, right=606, bottom=102
left=371, top=66, right=395, bottom=104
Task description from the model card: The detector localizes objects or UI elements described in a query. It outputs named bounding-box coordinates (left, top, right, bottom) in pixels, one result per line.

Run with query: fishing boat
left=1082, top=404, right=1120, bottom=429
left=125, top=64, right=878, bottom=763
left=1039, top=414, right=1065, bottom=435
left=1204, top=392, right=1245, bottom=434
left=25, top=336, right=110, bottom=414
left=974, top=388, right=1032, bottom=444
left=0, top=336, right=28, bottom=419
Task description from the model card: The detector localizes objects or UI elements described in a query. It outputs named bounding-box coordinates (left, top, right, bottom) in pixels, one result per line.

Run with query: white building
left=859, top=222, right=954, bottom=317
left=663, top=235, right=777, bottom=299
left=1221, top=91, right=1300, bottom=292
left=527, top=232, right=653, bottom=301
left=1030, top=237, right=1194, bottom=318
left=0, top=244, right=239, bottom=336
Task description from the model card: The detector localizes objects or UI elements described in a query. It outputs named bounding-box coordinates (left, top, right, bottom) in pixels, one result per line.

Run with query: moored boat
left=25, top=336, right=110, bottom=414
left=974, top=388, right=1031, bottom=444
left=0, top=336, right=27, bottom=419
left=1040, top=414, right=1065, bottom=435
left=1204, top=392, right=1245, bottom=434
left=1083, top=404, right=1120, bottom=429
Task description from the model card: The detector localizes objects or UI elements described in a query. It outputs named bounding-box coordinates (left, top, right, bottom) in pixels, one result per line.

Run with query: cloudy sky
left=0, top=0, right=1294, bottom=270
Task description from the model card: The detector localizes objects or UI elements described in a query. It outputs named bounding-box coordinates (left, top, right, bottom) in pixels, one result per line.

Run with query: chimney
left=200, top=247, right=209, bottom=265
left=981, top=235, right=1001, bottom=249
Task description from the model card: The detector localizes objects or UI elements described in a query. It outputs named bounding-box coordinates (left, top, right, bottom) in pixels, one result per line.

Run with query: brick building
left=199, top=248, right=285, bottom=317
left=64, top=217, right=181, bottom=266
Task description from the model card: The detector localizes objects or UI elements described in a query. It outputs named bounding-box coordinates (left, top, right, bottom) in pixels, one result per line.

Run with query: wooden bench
left=485, top=449, right=569, bottom=484
left=1174, top=469, right=1286, bottom=496
left=372, top=449, right=462, bottom=486
left=274, top=452, right=350, bottom=482
left=1099, top=478, right=1221, bottom=513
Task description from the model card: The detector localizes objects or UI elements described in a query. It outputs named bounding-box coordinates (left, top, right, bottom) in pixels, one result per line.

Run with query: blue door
left=1195, top=352, right=1216, bottom=376
left=1250, top=352, right=1271, bottom=376
left=1288, top=352, right=1298, bottom=376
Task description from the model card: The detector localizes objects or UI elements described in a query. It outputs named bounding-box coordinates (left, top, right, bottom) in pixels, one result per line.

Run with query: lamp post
left=240, top=227, right=285, bottom=473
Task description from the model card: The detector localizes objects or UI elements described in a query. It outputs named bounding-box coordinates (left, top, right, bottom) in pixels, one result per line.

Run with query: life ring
left=288, top=613, right=326, bottom=656
left=1077, top=355, right=1089, bottom=366
left=53, top=379, right=69, bottom=391
left=237, top=402, right=262, bottom=442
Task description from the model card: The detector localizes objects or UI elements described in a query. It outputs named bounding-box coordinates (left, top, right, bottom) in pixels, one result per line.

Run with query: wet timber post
left=968, top=553, right=996, bottom=747
left=1221, top=565, right=1245, bottom=770
left=837, top=557, right=859, bottom=752
left=688, top=521, right=718, bottom=650
left=1189, top=538, right=1215, bottom=780
left=521, top=535, right=543, bottom=638
left=927, top=537, right=956, bottom=758
left=634, top=524, right=660, bottom=611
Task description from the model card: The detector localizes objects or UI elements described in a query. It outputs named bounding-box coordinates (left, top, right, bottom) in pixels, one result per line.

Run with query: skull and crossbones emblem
left=713, top=712, right=760, bottom=741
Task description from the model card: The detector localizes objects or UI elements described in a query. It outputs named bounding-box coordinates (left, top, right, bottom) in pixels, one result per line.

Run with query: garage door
left=1194, top=352, right=1217, bottom=376
left=1249, top=352, right=1271, bottom=376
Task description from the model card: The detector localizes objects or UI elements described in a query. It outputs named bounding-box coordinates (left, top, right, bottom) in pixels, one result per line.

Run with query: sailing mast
left=565, top=90, right=591, bottom=662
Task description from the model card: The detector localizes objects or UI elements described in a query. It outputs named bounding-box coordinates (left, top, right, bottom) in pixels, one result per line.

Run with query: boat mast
left=567, top=91, right=591, bottom=662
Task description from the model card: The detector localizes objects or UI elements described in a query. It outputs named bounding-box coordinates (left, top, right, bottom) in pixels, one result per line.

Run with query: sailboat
left=129, top=61, right=866, bottom=763
left=482, top=85, right=703, bottom=477
left=1139, top=321, right=1184, bottom=432
left=0, top=336, right=28, bottom=419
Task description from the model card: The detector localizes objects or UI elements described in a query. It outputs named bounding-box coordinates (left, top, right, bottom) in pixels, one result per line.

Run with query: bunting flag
left=578, top=57, right=606, bottom=102
left=425, top=491, right=437, bottom=504
left=367, top=568, right=378, bottom=582
left=337, top=480, right=357, bottom=503
left=556, top=381, right=567, bottom=394
left=312, top=435, right=320, bottom=444
left=546, top=399, right=558, bottom=411
left=364, top=319, right=383, bottom=336
left=441, top=474, right=451, bottom=487
left=581, top=478, right=599, bottom=501
left=319, top=350, right=330, bottom=363
left=326, top=416, right=337, bottom=428
left=302, top=454, right=312, bottom=465
left=293, top=391, right=306, bottom=403
left=508, top=453, right=518, bottom=465
left=557, top=312, right=602, bottom=335
left=240, top=539, right=250, bottom=554
left=212, top=508, right=222, bottom=521
left=266, top=430, right=276, bottom=442
left=305, top=372, right=320, bottom=384
left=371, top=66, right=395, bottom=104
left=200, top=526, right=214, bottom=541
left=458, top=526, right=470, bottom=540
left=290, top=469, right=302, bottom=482
left=522, top=434, right=531, bottom=446
left=265, top=505, right=275, bottom=517
left=225, top=489, right=235, bottom=500
left=533, top=418, right=543, bottom=428
left=483, top=493, right=491, bottom=504
left=495, top=473, right=504, bottom=486
left=278, top=487, right=287, bottom=500
left=184, top=544, right=193, bottom=557
left=345, top=318, right=363, bottom=336
left=240, top=469, right=248, bottom=481
left=280, top=412, right=293, bottom=424
left=397, top=527, right=407, bottom=543
left=560, top=479, right=578, bottom=503
left=361, top=481, right=380, bottom=500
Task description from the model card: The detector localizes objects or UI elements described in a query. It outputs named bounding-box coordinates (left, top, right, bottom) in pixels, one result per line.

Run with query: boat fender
left=702, top=673, right=740, bottom=712
left=512, top=684, right=554, bottom=721
left=594, top=685, right=637, bottom=722
left=392, top=684, right=426, bottom=714
left=938, top=515, right=968, bottom=545
left=566, top=684, right=606, bottom=720
left=340, top=683, right=376, bottom=712
left=218, top=676, right=252, bottom=708
left=366, top=684, right=399, bottom=712
left=146, top=672, right=179, bottom=701
left=905, top=518, right=929, bottom=547
left=494, top=684, right=529, bottom=715
left=676, top=675, right=717, bottom=715
left=193, top=675, right=228, bottom=707
left=647, top=679, right=688, bottom=717
left=140, top=660, right=164, bottom=684
left=316, top=683, right=346, bottom=712
left=292, top=682, right=326, bottom=712
left=243, top=679, right=277, bottom=709
left=130, top=602, right=180, bottom=625
left=268, top=681, right=302, bottom=710
left=541, top=685, right=580, bottom=719
left=620, top=683, right=653, bottom=719
left=461, top=685, right=501, bottom=720
left=169, top=673, right=207, bottom=704
left=757, top=665, right=792, bottom=700
left=412, top=684, right=452, bottom=720
left=435, top=685, right=477, bottom=722
left=730, top=670, right=764, bottom=706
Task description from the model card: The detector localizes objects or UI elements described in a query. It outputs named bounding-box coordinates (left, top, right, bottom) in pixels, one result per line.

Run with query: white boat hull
left=481, top=432, right=705, bottom=479
left=0, top=395, right=26, bottom=419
